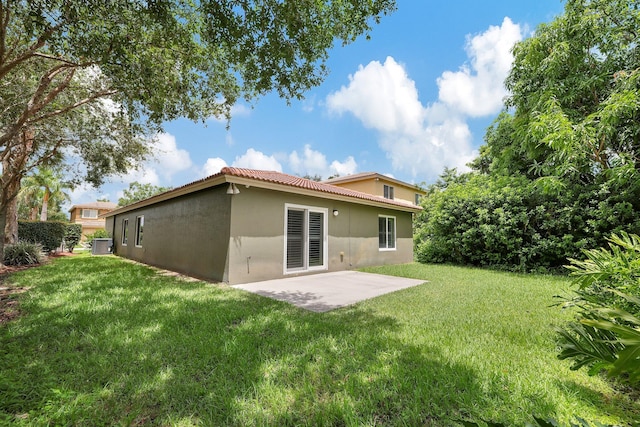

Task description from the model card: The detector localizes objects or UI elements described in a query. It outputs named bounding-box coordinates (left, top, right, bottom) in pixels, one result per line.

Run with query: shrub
left=85, top=229, right=111, bottom=246
left=18, top=221, right=66, bottom=252
left=64, top=224, right=82, bottom=253
left=3, top=241, right=44, bottom=266
left=557, top=232, right=640, bottom=384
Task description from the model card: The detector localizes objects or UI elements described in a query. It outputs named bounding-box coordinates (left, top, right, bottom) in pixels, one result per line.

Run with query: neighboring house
left=69, top=202, right=118, bottom=241
left=323, top=172, right=427, bottom=206
left=104, top=167, right=421, bottom=285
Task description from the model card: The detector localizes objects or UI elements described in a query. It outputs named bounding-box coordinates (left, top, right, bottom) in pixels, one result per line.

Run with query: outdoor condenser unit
left=91, top=238, right=113, bottom=255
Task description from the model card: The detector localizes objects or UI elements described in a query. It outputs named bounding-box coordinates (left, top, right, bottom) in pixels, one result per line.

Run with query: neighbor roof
left=105, top=168, right=421, bottom=218
left=323, top=171, right=426, bottom=193
left=69, top=201, right=118, bottom=212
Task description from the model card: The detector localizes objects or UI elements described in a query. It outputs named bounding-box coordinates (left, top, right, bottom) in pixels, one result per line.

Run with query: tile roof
left=221, top=167, right=419, bottom=210
left=323, top=171, right=426, bottom=193
left=69, top=201, right=118, bottom=211
left=106, top=167, right=421, bottom=217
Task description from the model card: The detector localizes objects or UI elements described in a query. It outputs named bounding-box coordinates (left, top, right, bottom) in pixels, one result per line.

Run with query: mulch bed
left=0, top=251, right=77, bottom=325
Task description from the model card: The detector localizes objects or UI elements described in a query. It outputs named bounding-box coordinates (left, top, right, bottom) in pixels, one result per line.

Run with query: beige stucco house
left=324, top=172, right=426, bottom=206
left=104, top=168, right=421, bottom=285
left=69, top=201, right=118, bottom=241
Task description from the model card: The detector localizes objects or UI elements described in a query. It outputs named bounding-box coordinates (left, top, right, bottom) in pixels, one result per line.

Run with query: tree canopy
left=118, top=182, right=172, bottom=207
left=416, top=0, right=640, bottom=272
left=0, top=0, right=395, bottom=255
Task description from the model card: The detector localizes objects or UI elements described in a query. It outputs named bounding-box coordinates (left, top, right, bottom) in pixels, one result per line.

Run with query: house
left=69, top=201, right=118, bottom=241
left=104, top=168, right=421, bottom=285
left=323, top=172, right=426, bottom=206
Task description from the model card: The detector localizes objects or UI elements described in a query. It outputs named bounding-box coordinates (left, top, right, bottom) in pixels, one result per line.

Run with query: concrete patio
left=232, top=270, right=426, bottom=312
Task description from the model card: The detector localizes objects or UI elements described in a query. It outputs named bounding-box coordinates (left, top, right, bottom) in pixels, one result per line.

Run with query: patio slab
left=232, top=270, right=426, bottom=312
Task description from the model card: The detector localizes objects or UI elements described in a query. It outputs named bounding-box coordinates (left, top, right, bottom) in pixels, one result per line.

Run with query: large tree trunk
left=0, top=129, right=35, bottom=262
left=4, top=196, right=18, bottom=245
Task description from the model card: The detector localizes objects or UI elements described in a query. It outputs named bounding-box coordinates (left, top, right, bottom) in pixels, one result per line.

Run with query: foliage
left=557, top=233, right=640, bottom=383
left=2, top=241, right=43, bottom=266
left=417, top=0, right=640, bottom=272
left=415, top=174, right=585, bottom=272
left=17, top=221, right=66, bottom=252
left=18, top=168, right=71, bottom=222
left=0, top=0, right=395, bottom=259
left=84, top=229, right=110, bottom=246
left=1, top=259, right=635, bottom=425
left=63, top=223, right=82, bottom=253
left=117, top=182, right=171, bottom=207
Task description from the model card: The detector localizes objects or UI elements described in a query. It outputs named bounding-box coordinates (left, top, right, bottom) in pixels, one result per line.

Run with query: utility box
left=92, top=238, right=113, bottom=255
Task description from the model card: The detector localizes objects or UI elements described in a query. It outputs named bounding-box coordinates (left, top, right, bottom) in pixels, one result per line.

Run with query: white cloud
left=288, top=144, right=358, bottom=178
left=151, top=132, right=193, bottom=179
left=330, top=156, right=357, bottom=176
left=325, top=18, right=522, bottom=180
left=437, top=17, right=522, bottom=117
left=202, top=157, right=228, bottom=177
left=232, top=148, right=283, bottom=171
left=327, top=57, right=424, bottom=136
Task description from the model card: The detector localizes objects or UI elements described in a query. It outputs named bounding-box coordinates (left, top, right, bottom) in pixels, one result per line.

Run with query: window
left=415, top=193, right=422, bottom=205
left=135, top=216, right=144, bottom=247
left=378, top=215, right=396, bottom=250
left=121, top=219, right=129, bottom=245
left=81, top=209, right=98, bottom=219
left=284, top=204, right=327, bottom=273
left=383, top=184, right=394, bottom=199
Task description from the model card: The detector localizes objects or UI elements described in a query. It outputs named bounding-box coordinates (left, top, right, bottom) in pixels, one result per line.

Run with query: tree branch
left=30, top=89, right=118, bottom=124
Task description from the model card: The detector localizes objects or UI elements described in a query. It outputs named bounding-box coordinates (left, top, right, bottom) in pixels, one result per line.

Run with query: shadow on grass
left=0, top=256, right=635, bottom=426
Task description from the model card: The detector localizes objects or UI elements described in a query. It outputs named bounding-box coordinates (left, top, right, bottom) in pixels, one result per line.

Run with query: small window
left=378, top=215, right=396, bottom=250
left=122, top=219, right=129, bottom=245
left=383, top=185, right=394, bottom=200
left=81, top=209, right=98, bottom=219
left=135, top=216, right=144, bottom=247
left=415, top=193, right=422, bottom=205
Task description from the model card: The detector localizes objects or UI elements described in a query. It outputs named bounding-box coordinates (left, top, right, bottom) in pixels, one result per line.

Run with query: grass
left=0, top=256, right=638, bottom=426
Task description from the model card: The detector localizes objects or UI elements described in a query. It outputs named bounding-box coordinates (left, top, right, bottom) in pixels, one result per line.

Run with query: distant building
left=69, top=202, right=118, bottom=241
left=323, top=172, right=426, bottom=206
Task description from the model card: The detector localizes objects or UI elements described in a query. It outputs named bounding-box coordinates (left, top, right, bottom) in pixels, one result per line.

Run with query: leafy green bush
left=557, top=232, right=640, bottom=384
left=64, top=224, right=82, bottom=253
left=18, top=221, right=66, bottom=252
left=414, top=171, right=640, bottom=273
left=3, top=241, right=44, bottom=266
left=85, top=229, right=110, bottom=246
left=415, top=175, right=583, bottom=272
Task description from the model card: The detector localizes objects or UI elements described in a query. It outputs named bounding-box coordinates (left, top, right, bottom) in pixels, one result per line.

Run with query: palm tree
left=19, top=168, right=71, bottom=221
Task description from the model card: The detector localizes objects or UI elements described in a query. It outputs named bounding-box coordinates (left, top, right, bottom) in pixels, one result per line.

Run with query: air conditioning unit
left=92, top=238, right=113, bottom=255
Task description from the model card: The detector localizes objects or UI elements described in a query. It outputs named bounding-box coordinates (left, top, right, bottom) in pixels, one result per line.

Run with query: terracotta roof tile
left=220, top=167, right=419, bottom=210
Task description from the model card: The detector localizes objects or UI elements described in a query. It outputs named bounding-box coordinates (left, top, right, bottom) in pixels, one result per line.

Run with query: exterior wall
left=70, top=207, right=114, bottom=241
left=331, top=178, right=423, bottom=206
left=109, top=186, right=232, bottom=282
left=226, top=186, right=414, bottom=284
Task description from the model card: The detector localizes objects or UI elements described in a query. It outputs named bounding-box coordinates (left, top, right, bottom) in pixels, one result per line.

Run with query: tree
left=416, top=0, right=640, bottom=272
left=504, top=0, right=640, bottom=184
left=0, top=0, right=396, bottom=258
left=19, top=167, right=70, bottom=221
left=118, top=182, right=172, bottom=207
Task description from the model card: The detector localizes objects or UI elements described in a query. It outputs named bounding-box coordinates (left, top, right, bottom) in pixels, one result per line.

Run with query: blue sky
left=70, top=0, right=565, bottom=206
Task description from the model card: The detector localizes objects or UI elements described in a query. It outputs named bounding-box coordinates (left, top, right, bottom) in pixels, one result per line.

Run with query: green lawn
left=0, top=256, right=638, bottom=426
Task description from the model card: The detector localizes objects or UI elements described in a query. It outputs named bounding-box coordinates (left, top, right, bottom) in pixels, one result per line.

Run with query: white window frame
left=121, top=218, right=129, bottom=246
left=81, top=208, right=98, bottom=219
left=135, top=215, right=144, bottom=247
left=378, top=215, right=396, bottom=251
left=383, top=184, right=394, bottom=200
left=283, top=203, right=328, bottom=275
